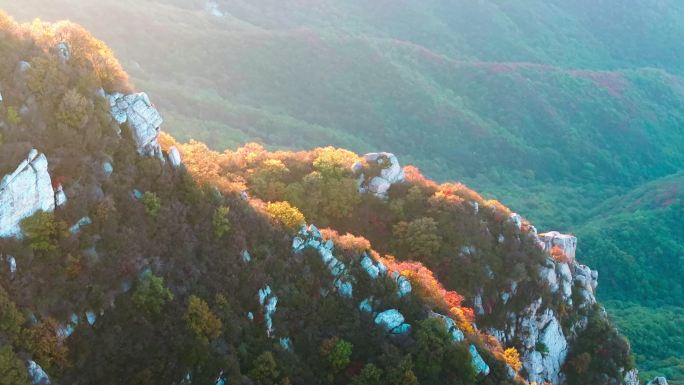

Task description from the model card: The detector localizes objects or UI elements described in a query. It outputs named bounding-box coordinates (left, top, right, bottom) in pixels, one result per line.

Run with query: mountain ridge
left=0, top=13, right=664, bottom=385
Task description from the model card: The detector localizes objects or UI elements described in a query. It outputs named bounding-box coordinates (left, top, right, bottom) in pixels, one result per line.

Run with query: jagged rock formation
left=623, top=369, right=640, bottom=385
left=353, top=152, right=405, bottom=197
left=482, top=228, right=602, bottom=385
left=107, top=92, right=163, bottom=157
left=429, top=311, right=465, bottom=342
left=540, top=231, right=578, bottom=262
left=258, top=286, right=278, bottom=336
left=0, top=149, right=55, bottom=238
left=293, top=225, right=354, bottom=298
left=647, top=377, right=669, bottom=385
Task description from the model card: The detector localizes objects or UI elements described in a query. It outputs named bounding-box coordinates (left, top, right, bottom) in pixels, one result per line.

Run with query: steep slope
left=577, top=174, right=684, bottom=384
left=0, top=14, right=658, bottom=385
left=3, top=4, right=683, bottom=377
left=4, top=0, right=684, bottom=229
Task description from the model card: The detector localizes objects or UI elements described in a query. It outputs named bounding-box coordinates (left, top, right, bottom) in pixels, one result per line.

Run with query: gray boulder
left=107, top=92, right=163, bottom=156
left=647, top=377, right=669, bottom=385
left=469, top=345, right=491, bottom=376
left=55, top=42, right=70, bottom=63
left=168, top=146, right=183, bottom=168
left=374, top=309, right=410, bottom=334
left=0, top=149, right=55, bottom=238
left=27, top=360, right=50, bottom=385
left=353, top=152, right=405, bottom=197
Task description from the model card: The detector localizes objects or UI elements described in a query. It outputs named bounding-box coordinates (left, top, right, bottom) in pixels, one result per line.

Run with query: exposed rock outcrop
left=54, top=184, right=67, bottom=207
left=353, top=152, right=405, bottom=197
left=469, top=344, right=491, bottom=376
left=539, top=231, right=577, bottom=262
left=27, top=360, right=50, bottom=385
left=429, top=311, right=465, bottom=342
left=293, top=224, right=354, bottom=298
left=374, top=309, right=409, bottom=334
left=647, top=377, right=669, bottom=385
left=168, top=146, right=183, bottom=168
left=107, top=92, right=163, bottom=157
left=54, top=42, right=70, bottom=64
left=623, top=369, right=640, bottom=385
left=0, top=149, right=55, bottom=238
left=484, top=230, right=602, bottom=385
left=258, top=286, right=278, bottom=337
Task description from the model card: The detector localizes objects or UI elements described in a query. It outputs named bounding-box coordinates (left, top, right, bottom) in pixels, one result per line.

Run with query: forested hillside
left=0, top=13, right=653, bottom=385
left=0, top=1, right=683, bottom=383
left=3, top=0, right=684, bottom=225
left=578, top=174, right=684, bottom=381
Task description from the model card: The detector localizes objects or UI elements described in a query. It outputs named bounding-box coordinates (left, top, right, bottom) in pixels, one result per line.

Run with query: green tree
left=413, top=318, right=450, bottom=382
left=132, top=274, right=174, bottom=315
left=320, top=337, right=353, bottom=373
left=27, top=317, right=68, bottom=370
left=266, top=201, right=306, bottom=232
left=0, top=345, right=30, bottom=385
left=212, top=206, right=231, bottom=238
left=184, top=295, right=223, bottom=344
left=350, top=364, right=383, bottom=385
left=287, top=171, right=360, bottom=223
left=0, top=287, right=25, bottom=345
left=391, top=217, right=442, bottom=261
left=21, top=211, right=67, bottom=252
left=141, top=192, right=161, bottom=218
left=249, top=159, right=289, bottom=201
left=56, top=88, right=91, bottom=129
left=5, top=106, right=21, bottom=125
left=312, top=147, right=357, bottom=178
left=249, top=351, right=279, bottom=385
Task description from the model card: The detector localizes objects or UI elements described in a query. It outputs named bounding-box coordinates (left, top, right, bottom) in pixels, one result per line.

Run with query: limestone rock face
left=516, top=305, right=567, bottom=385
left=647, top=377, right=669, bottom=385
left=258, top=286, right=278, bottom=337
left=469, top=344, right=491, bottom=376
left=27, top=360, right=50, bottom=385
left=0, top=149, right=55, bottom=238
left=623, top=369, right=640, bottom=385
left=539, top=231, right=577, bottom=262
left=374, top=309, right=409, bottom=334
left=486, top=230, right=604, bottom=385
left=353, top=152, right=405, bottom=197
left=168, top=146, right=182, bottom=168
left=107, top=92, right=163, bottom=157
left=293, top=224, right=354, bottom=298
left=539, top=318, right=568, bottom=383
left=429, top=311, right=465, bottom=342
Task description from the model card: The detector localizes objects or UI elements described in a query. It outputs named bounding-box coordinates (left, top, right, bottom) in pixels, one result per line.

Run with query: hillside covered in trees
left=0, top=12, right=664, bottom=385
left=2, top=7, right=682, bottom=379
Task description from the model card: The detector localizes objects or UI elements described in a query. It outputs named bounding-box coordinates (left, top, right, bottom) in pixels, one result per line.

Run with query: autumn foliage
left=379, top=257, right=475, bottom=335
